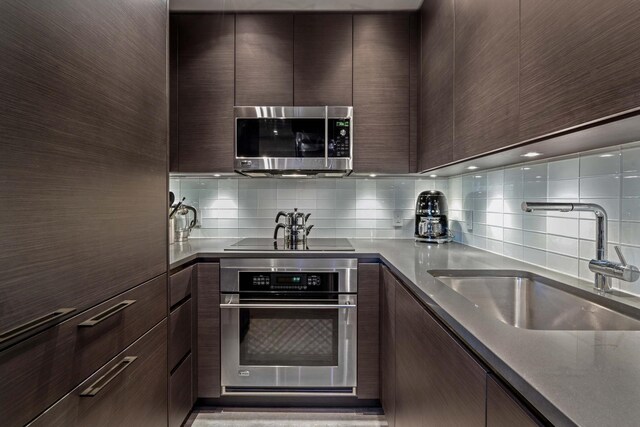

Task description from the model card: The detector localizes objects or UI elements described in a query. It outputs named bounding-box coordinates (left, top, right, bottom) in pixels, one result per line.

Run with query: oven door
left=220, top=294, right=357, bottom=395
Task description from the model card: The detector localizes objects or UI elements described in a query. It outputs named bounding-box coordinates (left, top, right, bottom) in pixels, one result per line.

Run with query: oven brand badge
left=238, top=370, right=250, bottom=377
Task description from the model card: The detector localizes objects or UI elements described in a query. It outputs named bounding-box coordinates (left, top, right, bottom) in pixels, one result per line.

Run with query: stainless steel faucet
left=521, top=202, right=639, bottom=292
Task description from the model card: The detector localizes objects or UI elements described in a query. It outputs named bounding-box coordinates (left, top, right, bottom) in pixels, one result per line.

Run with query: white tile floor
left=187, top=408, right=388, bottom=427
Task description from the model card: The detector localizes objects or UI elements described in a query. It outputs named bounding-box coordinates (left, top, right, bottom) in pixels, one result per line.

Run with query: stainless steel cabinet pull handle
left=220, top=303, right=355, bottom=309
left=78, top=300, right=136, bottom=327
left=0, top=308, right=76, bottom=345
left=80, top=356, right=137, bottom=397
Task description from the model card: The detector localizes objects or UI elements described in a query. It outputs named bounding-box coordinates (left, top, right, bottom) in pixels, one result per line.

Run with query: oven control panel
left=240, top=272, right=338, bottom=292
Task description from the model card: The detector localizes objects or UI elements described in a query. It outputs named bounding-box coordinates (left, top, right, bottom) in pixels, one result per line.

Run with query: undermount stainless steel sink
left=429, top=270, right=640, bottom=331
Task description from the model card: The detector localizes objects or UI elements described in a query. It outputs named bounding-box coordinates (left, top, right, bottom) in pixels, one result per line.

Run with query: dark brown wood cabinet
left=392, top=272, right=486, bottom=427
left=294, top=14, right=353, bottom=106
left=380, top=267, right=397, bottom=427
left=197, top=262, right=221, bottom=398
left=487, top=375, right=543, bottom=427
left=235, top=14, right=294, bottom=106
left=29, top=321, right=168, bottom=427
left=173, top=14, right=235, bottom=172
left=0, top=0, right=167, bottom=348
left=519, top=0, right=640, bottom=141
left=353, top=14, right=412, bottom=173
left=357, top=263, right=380, bottom=399
left=170, top=355, right=194, bottom=427
left=453, top=0, right=519, bottom=160
left=419, top=0, right=454, bottom=171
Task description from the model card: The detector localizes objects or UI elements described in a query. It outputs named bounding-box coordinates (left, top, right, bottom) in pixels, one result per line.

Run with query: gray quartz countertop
left=170, top=238, right=640, bottom=427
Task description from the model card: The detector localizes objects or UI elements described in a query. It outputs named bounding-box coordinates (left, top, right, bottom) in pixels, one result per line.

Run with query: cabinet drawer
left=29, top=320, right=167, bottom=427
left=170, top=265, right=194, bottom=308
left=170, top=354, right=194, bottom=427
left=169, top=298, right=192, bottom=371
left=0, top=274, right=167, bottom=427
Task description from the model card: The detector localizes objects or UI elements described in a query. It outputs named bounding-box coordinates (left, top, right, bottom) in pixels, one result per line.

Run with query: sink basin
left=430, top=270, right=640, bottom=331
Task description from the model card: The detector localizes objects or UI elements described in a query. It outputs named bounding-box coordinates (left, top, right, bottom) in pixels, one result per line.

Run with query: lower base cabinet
left=382, top=266, right=486, bottom=427
left=487, top=374, right=543, bottom=427
left=170, top=354, right=194, bottom=427
left=29, top=320, right=167, bottom=427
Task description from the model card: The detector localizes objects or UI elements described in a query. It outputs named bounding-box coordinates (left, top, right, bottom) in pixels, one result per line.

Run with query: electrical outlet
left=393, top=210, right=403, bottom=227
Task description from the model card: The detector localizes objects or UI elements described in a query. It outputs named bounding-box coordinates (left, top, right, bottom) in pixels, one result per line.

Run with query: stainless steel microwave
left=234, top=106, right=353, bottom=177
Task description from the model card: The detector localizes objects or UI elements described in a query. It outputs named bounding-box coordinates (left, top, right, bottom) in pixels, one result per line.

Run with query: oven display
left=239, top=272, right=338, bottom=292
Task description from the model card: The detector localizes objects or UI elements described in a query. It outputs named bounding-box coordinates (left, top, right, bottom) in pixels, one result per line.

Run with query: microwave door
left=236, top=118, right=325, bottom=159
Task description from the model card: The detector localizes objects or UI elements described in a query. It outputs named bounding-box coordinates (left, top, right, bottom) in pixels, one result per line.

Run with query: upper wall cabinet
left=453, top=0, right=519, bottom=160
left=294, top=14, right=353, bottom=106
left=173, top=14, right=235, bottom=173
left=519, top=0, right=640, bottom=141
left=354, top=14, right=411, bottom=174
left=419, top=0, right=454, bottom=171
left=235, top=14, right=294, bottom=106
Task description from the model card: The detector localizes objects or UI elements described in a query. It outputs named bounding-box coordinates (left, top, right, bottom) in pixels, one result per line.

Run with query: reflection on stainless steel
left=431, top=270, right=640, bottom=331
left=225, top=238, right=355, bottom=252
left=220, top=258, right=358, bottom=394
left=522, top=202, right=614, bottom=292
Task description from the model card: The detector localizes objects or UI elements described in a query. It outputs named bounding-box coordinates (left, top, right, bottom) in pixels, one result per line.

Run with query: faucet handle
left=615, top=246, right=628, bottom=266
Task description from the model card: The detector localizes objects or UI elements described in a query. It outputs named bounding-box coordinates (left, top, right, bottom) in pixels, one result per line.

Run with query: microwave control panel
left=329, top=119, right=351, bottom=158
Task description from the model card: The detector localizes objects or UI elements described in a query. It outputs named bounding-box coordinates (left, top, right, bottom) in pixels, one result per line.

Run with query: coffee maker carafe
left=414, top=190, right=453, bottom=243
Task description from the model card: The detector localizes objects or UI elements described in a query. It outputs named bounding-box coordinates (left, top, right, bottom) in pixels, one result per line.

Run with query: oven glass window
left=237, top=118, right=325, bottom=158
left=239, top=308, right=339, bottom=367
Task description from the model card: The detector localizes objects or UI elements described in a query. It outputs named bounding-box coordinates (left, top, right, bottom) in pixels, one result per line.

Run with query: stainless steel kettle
left=174, top=204, right=197, bottom=242
left=274, top=208, right=314, bottom=248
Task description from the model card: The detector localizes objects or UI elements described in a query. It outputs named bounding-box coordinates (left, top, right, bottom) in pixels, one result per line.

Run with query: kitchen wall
left=169, top=177, right=448, bottom=239
left=447, top=141, right=640, bottom=294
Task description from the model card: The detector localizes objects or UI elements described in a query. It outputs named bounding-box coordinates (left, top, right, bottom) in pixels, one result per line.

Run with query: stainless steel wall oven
left=220, top=258, right=357, bottom=396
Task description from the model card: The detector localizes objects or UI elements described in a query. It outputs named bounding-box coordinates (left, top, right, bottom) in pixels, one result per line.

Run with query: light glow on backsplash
left=447, top=141, right=640, bottom=295
left=169, top=177, right=449, bottom=240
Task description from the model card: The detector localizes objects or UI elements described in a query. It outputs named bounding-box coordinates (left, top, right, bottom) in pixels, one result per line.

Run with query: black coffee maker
left=414, top=190, right=453, bottom=243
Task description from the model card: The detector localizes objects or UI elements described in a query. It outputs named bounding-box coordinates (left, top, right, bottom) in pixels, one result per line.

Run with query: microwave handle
left=324, top=105, right=329, bottom=168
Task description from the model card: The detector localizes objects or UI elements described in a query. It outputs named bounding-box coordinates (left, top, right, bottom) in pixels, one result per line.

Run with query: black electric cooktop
left=225, top=238, right=355, bottom=252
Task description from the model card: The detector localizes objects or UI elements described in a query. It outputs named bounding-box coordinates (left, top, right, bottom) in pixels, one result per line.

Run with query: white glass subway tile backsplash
left=447, top=142, right=640, bottom=294
left=169, top=177, right=449, bottom=240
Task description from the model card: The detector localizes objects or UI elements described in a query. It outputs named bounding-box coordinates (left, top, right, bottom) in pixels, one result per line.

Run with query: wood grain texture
left=396, top=278, right=486, bottom=427
left=294, top=14, right=353, bottom=106
left=353, top=14, right=411, bottom=173
left=236, top=14, right=294, bottom=106
left=395, top=284, right=428, bottom=427
left=357, top=263, right=380, bottom=399
left=380, top=267, right=396, bottom=427
left=177, top=14, right=234, bottom=172
left=409, top=13, right=419, bottom=173
left=170, top=265, right=194, bottom=308
left=453, top=0, right=519, bottom=160
left=419, top=0, right=454, bottom=171
left=169, top=298, right=192, bottom=371
left=170, top=354, right=194, bottom=427
left=0, top=275, right=166, bottom=427
left=191, top=264, right=199, bottom=402
left=29, top=320, right=168, bottom=427
left=520, top=0, right=640, bottom=141
left=487, top=375, right=543, bottom=427
left=170, top=14, right=179, bottom=172
left=197, top=263, right=221, bottom=398
left=0, top=0, right=167, bottom=340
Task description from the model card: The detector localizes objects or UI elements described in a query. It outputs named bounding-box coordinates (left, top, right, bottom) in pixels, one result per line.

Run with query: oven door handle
left=219, top=302, right=356, bottom=309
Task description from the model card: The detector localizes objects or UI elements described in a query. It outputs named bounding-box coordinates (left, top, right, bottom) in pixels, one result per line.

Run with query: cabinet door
left=396, top=282, right=486, bottom=427
left=353, top=14, right=411, bottom=174
left=197, top=263, right=220, bottom=398
left=357, top=263, right=380, bottom=399
left=419, top=0, right=454, bottom=171
left=177, top=14, right=235, bottom=172
left=0, top=0, right=167, bottom=347
left=294, top=14, right=353, bottom=106
left=453, top=0, right=519, bottom=160
left=380, top=267, right=397, bottom=427
left=235, top=14, right=294, bottom=106
left=170, top=14, right=179, bottom=173
left=487, top=375, right=543, bottom=427
left=520, top=0, right=640, bottom=141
